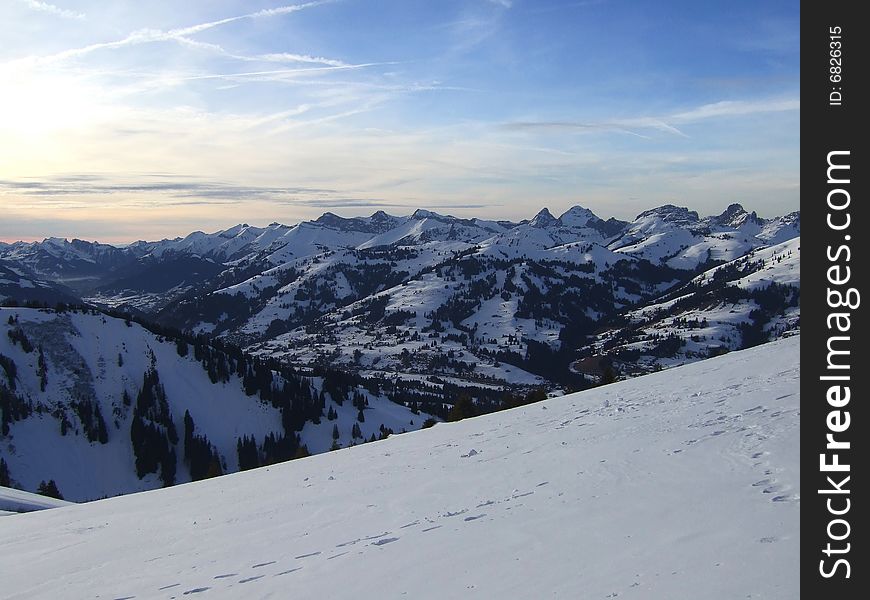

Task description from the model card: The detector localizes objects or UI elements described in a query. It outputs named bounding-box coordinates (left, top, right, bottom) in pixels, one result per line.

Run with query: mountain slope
left=586, top=237, right=800, bottom=376
left=0, top=336, right=799, bottom=599
left=0, top=307, right=432, bottom=501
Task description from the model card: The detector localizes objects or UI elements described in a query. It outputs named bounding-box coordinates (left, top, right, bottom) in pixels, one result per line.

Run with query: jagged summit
left=310, top=212, right=394, bottom=235
left=529, top=207, right=560, bottom=228
left=369, top=210, right=393, bottom=221
left=710, top=203, right=762, bottom=229
left=411, top=208, right=437, bottom=219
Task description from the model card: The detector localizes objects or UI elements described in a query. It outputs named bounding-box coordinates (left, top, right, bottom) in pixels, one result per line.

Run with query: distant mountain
left=0, top=261, right=80, bottom=306
left=607, top=203, right=799, bottom=269
left=0, top=203, right=800, bottom=388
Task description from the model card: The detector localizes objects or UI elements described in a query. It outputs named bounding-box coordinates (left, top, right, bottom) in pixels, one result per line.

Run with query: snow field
left=0, top=336, right=799, bottom=599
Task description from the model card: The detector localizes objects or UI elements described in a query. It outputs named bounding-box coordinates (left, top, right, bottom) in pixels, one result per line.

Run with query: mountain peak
left=712, top=203, right=761, bottom=228
left=411, top=208, right=438, bottom=219
left=530, top=208, right=561, bottom=228
left=314, top=212, right=343, bottom=224
left=558, top=205, right=599, bottom=228
left=635, top=204, right=700, bottom=225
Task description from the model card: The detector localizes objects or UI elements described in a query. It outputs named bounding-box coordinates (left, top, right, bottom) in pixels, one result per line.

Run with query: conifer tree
left=37, top=347, right=47, bottom=392
left=447, top=394, right=476, bottom=422
left=183, top=410, right=194, bottom=462
left=161, top=449, right=177, bottom=487
left=95, top=403, right=108, bottom=444
left=0, top=457, right=10, bottom=487
left=37, top=479, right=63, bottom=500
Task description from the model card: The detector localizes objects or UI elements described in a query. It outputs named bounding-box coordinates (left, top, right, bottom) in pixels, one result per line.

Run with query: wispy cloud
left=669, top=98, right=800, bottom=123
left=502, top=97, right=799, bottom=138
left=0, top=176, right=336, bottom=200
left=0, top=175, right=427, bottom=211
left=5, top=1, right=336, bottom=70
left=525, top=0, right=608, bottom=14
left=177, top=63, right=393, bottom=83
left=15, top=0, right=85, bottom=20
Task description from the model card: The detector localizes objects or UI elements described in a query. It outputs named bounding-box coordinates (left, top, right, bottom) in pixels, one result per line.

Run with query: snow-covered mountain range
left=0, top=336, right=800, bottom=598
left=0, top=203, right=800, bottom=389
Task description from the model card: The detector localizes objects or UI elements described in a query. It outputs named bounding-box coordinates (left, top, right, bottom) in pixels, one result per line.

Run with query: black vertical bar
left=802, top=0, right=867, bottom=596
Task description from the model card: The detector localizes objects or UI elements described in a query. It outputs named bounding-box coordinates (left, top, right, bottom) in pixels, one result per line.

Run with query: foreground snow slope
left=0, top=337, right=799, bottom=599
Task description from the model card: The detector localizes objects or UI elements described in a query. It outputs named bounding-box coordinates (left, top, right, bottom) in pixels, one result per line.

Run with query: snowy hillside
left=0, top=308, right=432, bottom=501
left=0, top=336, right=799, bottom=599
left=585, top=238, right=800, bottom=377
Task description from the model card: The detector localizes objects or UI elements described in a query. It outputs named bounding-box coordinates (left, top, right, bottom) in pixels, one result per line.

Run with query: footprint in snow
left=772, top=495, right=797, bottom=503
left=371, top=537, right=399, bottom=546
left=182, top=588, right=210, bottom=595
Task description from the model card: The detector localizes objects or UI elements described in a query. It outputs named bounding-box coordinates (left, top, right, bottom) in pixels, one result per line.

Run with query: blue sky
left=0, top=0, right=799, bottom=242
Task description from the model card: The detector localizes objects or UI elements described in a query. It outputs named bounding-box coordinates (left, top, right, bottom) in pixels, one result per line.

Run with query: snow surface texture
left=0, top=337, right=799, bottom=599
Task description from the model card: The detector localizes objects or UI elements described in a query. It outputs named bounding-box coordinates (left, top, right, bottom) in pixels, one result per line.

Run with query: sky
left=0, top=0, right=799, bottom=243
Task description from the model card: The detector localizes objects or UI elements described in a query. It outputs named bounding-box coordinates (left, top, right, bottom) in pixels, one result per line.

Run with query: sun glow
left=0, top=69, right=108, bottom=137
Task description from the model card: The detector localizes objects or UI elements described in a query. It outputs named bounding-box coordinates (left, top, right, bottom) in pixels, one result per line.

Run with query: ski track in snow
left=0, top=337, right=799, bottom=599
